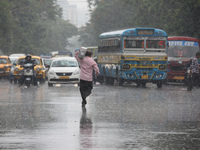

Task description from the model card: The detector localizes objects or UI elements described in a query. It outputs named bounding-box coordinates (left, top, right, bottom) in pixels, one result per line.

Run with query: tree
left=0, top=0, right=12, bottom=54
left=0, top=0, right=78, bottom=55
left=80, top=0, right=200, bottom=46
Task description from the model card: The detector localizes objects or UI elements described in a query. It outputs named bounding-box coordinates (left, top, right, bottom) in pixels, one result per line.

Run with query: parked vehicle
left=0, top=55, right=12, bottom=79
left=47, top=57, right=80, bottom=86
left=13, top=55, right=46, bottom=84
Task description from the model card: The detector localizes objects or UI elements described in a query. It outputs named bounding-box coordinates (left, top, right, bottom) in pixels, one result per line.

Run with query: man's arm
left=93, top=63, right=99, bottom=77
left=75, top=51, right=81, bottom=62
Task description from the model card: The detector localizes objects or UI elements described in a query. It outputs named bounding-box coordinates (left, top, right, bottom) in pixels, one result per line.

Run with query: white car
left=47, top=57, right=80, bottom=86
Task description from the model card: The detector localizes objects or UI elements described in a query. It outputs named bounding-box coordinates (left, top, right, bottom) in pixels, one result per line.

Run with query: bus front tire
left=141, top=82, right=146, bottom=87
left=157, top=81, right=162, bottom=88
left=97, top=76, right=104, bottom=84
left=118, top=78, right=124, bottom=86
left=109, top=77, right=114, bottom=85
left=136, top=81, right=141, bottom=87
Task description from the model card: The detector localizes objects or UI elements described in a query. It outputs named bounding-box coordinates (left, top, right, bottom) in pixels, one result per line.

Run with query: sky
left=57, top=0, right=90, bottom=27
left=67, top=0, right=88, bottom=8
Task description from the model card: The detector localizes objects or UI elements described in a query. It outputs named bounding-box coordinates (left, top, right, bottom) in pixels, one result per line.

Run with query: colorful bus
left=167, top=36, right=200, bottom=83
left=97, top=28, right=168, bottom=88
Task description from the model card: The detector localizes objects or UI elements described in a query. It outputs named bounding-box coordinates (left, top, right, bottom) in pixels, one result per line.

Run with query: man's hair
left=196, top=51, right=200, bottom=57
left=85, top=51, right=92, bottom=57
left=25, top=54, right=31, bottom=60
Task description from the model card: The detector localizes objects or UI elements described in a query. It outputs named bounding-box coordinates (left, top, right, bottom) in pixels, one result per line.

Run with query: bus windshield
left=124, top=37, right=166, bottom=50
left=125, top=40, right=166, bottom=49
left=167, top=46, right=199, bottom=58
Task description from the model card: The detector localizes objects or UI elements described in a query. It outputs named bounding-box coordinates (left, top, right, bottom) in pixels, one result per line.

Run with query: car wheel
left=14, top=78, right=18, bottom=84
left=48, top=82, right=53, bottom=87
left=10, top=79, right=13, bottom=83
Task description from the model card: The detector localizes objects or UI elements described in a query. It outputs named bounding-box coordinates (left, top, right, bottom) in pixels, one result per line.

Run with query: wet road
left=0, top=80, right=200, bottom=150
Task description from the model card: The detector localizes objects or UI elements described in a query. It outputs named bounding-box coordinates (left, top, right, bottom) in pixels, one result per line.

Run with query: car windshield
left=0, top=58, right=7, bottom=64
left=10, top=58, right=18, bottom=65
left=18, top=58, right=40, bottom=65
left=44, top=59, right=52, bottom=66
left=52, top=60, right=77, bottom=67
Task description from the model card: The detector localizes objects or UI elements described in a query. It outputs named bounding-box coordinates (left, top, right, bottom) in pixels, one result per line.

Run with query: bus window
left=147, top=40, right=166, bottom=49
left=136, top=41, right=143, bottom=48
left=124, top=40, right=143, bottom=48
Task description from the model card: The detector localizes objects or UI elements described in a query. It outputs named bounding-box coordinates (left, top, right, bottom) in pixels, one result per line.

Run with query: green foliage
left=81, top=0, right=200, bottom=45
left=0, top=0, right=78, bottom=55
left=0, top=0, right=12, bottom=54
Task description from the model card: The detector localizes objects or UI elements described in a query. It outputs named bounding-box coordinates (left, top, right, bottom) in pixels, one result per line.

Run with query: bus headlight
left=127, top=74, right=135, bottom=78
left=155, top=74, right=162, bottom=79
left=159, top=65, right=166, bottom=70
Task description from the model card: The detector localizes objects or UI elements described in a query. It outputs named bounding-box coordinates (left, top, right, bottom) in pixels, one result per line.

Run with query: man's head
left=196, top=51, right=200, bottom=58
left=25, top=54, right=32, bottom=61
left=85, top=51, right=92, bottom=57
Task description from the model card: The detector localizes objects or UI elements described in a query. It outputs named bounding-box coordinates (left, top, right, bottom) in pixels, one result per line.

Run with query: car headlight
left=73, top=69, right=80, bottom=75
left=36, top=67, right=40, bottom=72
left=48, top=70, right=55, bottom=75
left=14, top=67, right=19, bottom=72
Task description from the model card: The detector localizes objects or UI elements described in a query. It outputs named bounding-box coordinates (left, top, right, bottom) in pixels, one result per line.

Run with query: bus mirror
left=167, top=42, right=169, bottom=47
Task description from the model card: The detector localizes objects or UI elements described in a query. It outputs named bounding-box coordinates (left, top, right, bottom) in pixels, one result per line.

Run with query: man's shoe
left=18, top=84, right=23, bottom=87
left=82, top=99, right=87, bottom=105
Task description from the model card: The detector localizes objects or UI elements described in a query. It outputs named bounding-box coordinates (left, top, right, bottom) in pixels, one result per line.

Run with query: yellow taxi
left=0, top=55, right=12, bottom=79
left=13, top=55, right=46, bottom=83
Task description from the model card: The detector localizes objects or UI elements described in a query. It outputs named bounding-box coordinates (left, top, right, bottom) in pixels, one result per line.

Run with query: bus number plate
left=141, top=75, right=148, bottom=79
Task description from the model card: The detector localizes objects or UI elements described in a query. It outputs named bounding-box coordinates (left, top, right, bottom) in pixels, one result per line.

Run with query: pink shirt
left=75, top=51, right=99, bottom=81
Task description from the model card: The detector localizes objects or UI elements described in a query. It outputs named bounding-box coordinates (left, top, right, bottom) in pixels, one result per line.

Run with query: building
left=57, top=0, right=89, bottom=27
left=67, top=5, right=78, bottom=26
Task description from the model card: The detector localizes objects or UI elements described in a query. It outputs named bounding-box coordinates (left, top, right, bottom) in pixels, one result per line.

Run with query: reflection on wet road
left=0, top=80, right=200, bottom=149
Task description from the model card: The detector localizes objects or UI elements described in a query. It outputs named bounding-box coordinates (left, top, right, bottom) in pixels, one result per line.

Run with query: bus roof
left=99, top=28, right=167, bottom=39
left=168, top=36, right=200, bottom=43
